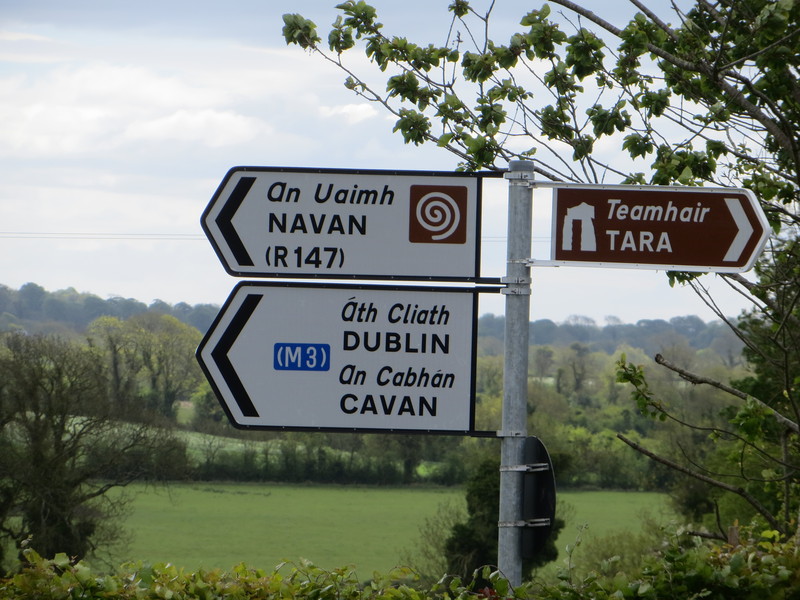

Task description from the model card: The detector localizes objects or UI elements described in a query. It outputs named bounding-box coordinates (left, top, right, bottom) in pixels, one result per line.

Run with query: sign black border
left=196, top=280, right=501, bottom=436
left=201, top=166, right=503, bottom=283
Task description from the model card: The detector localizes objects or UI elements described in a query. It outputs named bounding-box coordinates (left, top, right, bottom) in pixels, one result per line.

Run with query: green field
left=104, top=483, right=674, bottom=576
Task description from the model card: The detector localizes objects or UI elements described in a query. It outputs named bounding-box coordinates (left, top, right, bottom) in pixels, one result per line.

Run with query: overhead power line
left=0, top=231, right=206, bottom=240
left=0, top=231, right=552, bottom=243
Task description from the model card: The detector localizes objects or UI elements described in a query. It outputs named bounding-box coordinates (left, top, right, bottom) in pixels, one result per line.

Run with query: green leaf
left=393, top=109, right=431, bottom=145
left=336, top=1, right=380, bottom=34
left=623, top=133, right=654, bottom=158
left=565, top=29, right=605, bottom=79
left=521, top=4, right=550, bottom=26
left=281, top=14, right=321, bottom=49
left=448, top=0, right=470, bottom=18
left=328, top=24, right=355, bottom=53
left=477, top=99, right=506, bottom=130
left=462, top=134, right=498, bottom=167
left=640, top=88, right=670, bottom=117
left=491, top=572, right=509, bottom=596
left=53, top=553, right=71, bottom=569
left=539, top=104, right=574, bottom=140
left=571, top=135, right=594, bottom=160
left=461, top=51, right=496, bottom=82
left=437, top=132, right=455, bottom=147
left=386, top=71, right=420, bottom=102
left=677, top=164, right=694, bottom=184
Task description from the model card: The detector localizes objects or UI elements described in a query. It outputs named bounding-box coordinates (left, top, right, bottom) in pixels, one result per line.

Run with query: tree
left=0, top=332, right=187, bottom=572
left=282, top=0, right=800, bottom=538
left=15, top=282, right=46, bottom=319
left=87, top=316, right=143, bottom=418
left=283, top=2, right=796, bottom=199
left=0, top=285, right=12, bottom=316
left=531, top=346, right=554, bottom=381
left=445, top=458, right=500, bottom=581
left=363, top=434, right=444, bottom=484
left=191, top=380, right=230, bottom=433
left=615, top=235, right=800, bottom=536
left=476, top=354, right=504, bottom=397
left=87, top=313, right=204, bottom=421
left=445, top=457, right=563, bottom=583
left=127, top=313, right=203, bottom=419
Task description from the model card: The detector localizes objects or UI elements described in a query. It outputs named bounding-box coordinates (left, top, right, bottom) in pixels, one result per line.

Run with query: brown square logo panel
left=408, top=185, right=468, bottom=244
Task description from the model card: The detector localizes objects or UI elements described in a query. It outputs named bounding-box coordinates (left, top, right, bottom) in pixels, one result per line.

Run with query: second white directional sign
left=202, top=167, right=484, bottom=280
left=197, top=282, right=485, bottom=433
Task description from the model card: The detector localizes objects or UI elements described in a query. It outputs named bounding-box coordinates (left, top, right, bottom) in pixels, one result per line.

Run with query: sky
left=0, top=0, right=758, bottom=325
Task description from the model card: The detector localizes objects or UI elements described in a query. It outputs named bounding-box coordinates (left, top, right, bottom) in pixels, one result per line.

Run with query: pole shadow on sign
left=522, top=436, right=556, bottom=559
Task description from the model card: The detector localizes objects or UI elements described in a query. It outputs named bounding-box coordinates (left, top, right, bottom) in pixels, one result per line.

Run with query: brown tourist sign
left=549, top=185, right=770, bottom=272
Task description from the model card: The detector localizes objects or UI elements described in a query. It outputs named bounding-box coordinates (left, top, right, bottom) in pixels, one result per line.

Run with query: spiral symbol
left=415, top=192, right=461, bottom=241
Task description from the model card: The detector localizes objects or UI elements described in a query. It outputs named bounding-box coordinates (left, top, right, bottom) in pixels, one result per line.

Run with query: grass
left=557, top=490, right=673, bottom=539
left=100, top=484, right=675, bottom=577
left=105, top=483, right=461, bottom=576
left=547, top=490, right=675, bottom=576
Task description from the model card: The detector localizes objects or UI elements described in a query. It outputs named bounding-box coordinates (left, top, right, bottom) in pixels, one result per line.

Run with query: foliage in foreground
left=4, top=531, right=800, bottom=600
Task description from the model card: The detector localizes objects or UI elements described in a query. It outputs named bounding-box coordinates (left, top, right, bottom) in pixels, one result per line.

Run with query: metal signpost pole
left=498, top=161, right=534, bottom=585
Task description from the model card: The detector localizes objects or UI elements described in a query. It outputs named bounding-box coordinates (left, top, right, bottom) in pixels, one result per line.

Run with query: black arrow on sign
left=211, top=293, right=262, bottom=418
left=216, top=176, right=256, bottom=267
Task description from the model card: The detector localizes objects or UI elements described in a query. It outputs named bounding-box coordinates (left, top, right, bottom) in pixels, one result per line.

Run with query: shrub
left=4, top=530, right=800, bottom=600
left=0, top=550, right=475, bottom=600
left=532, top=528, right=800, bottom=599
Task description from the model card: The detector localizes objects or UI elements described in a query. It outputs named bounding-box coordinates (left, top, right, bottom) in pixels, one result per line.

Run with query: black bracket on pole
left=521, top=437, right=557, bottom=559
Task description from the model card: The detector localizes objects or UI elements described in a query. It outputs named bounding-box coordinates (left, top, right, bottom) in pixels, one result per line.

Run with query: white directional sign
left=196, top=282, right=486, bottom=433
left=202, top=167, right=485, bottom=281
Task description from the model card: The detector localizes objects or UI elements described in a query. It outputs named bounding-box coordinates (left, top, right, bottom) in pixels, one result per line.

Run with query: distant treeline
left=0, top=282, right=218, bottom=334
left=1, top=282, right=738, bottom=356
left=477, top=312, right=742, bottom=356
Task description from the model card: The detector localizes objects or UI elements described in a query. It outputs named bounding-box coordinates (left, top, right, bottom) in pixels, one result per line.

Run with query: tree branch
left=617, top=433, right=784, bottom=533
left=546, top=0, right=797, bottom=162
left=653, top=352, right=800, bottom=434
left=686, top=529, right=727, bottom=542
left=547, top=0, right=697, bottom=70
left=628, top=0, right=679, bottom=43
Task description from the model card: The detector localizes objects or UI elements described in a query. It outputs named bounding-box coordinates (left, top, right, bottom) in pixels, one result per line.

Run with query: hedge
left=3, top=531, right=800, bottom=600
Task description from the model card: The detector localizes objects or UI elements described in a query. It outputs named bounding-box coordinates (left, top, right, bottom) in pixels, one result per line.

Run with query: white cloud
left=318, top=103, right=378, bottom=124
left=0, top=61, right=257, bottom=157
left=0, top=34, right=368, bottom=160
left=0, top=30, right=52, bottom=42
left=41, top=63, right=226, bottom=110
left=123, top=108, right=271, bottom=147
